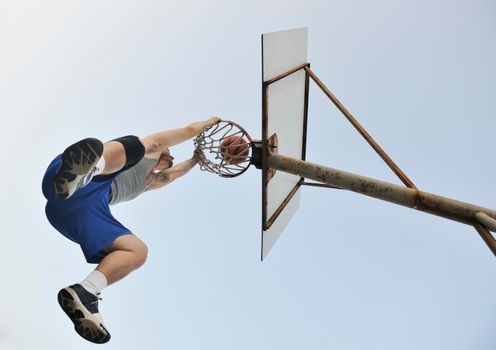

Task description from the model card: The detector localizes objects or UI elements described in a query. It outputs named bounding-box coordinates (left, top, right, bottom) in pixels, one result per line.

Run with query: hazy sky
left=1, top=1, right=495, bottom=349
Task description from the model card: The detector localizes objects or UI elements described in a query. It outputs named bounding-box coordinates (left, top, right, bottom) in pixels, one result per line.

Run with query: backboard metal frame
left=261, top=27, right=310, bottom=260
left=256, top=26, right=496, bottom=261
left=262, top=63, right=310, bottom=231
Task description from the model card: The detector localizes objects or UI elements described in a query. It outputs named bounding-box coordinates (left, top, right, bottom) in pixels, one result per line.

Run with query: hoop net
left=194, top=120, right=253, bottom=177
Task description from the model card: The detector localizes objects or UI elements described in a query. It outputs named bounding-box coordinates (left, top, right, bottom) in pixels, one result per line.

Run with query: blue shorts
left=42, top=155, right=132, bottom=264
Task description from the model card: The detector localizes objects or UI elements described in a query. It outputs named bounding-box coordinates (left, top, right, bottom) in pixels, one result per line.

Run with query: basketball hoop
left=194, top=120, right=255, bottom=178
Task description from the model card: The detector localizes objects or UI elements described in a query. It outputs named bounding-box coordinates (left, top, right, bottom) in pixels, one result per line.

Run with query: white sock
left=80, top=270, right=108, bottom=295
left=94, top=156, right=106, bottom=176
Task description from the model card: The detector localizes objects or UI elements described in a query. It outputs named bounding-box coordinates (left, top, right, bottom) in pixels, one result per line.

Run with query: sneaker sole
left=52, top=138, right=104, bottom=199
left=57, top=288, right=111, bottom=344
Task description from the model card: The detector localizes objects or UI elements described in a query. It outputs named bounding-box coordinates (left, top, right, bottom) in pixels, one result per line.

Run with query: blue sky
left=1, top=0, right=495, bottom=349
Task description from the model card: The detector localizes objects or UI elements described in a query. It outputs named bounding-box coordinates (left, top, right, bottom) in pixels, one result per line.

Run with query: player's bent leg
left=96, top=234, right=148, bottom=285
left=51, top=138, right=104, bottom=199
left=99, top=141, right=126, bottom=174
left=57, top=235, right=147, bottom=344
left=51, top=136, right=145, bottom=199
left=100, top=136, right=145, bottom=175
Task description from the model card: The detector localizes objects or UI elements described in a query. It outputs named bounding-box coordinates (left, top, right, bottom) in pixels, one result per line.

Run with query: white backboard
left=261, top=27, right=308, bottom=260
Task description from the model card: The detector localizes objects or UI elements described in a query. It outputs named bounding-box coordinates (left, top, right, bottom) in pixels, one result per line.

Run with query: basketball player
left=42, top=117, right=220, bottom=344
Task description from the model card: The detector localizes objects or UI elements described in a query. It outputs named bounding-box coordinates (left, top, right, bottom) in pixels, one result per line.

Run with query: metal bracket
left=251, top=140, right=262, bottom=169
left=267, top=133, right=278, bottom=182
left=302, top=181, right=342, bottom=189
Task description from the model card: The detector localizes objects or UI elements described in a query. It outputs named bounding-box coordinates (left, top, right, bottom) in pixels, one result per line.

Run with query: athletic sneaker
left=57, top=284, right=111, bottom=344
left=51, top=138, right=104, bottom=199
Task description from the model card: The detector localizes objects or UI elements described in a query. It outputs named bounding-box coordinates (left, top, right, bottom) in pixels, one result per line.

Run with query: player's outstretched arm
left=141, top=117, right=220, bottom=158
left=146, top=153, right=200, bottom=191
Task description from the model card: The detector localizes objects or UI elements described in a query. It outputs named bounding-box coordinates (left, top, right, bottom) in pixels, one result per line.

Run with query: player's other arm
left=146, top=155, right=199, bottom=191
left=141, top=117, right=220, bottom=158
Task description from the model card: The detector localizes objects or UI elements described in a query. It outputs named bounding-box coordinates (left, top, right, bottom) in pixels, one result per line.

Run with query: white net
left=194, top=121, right=253, bottom=177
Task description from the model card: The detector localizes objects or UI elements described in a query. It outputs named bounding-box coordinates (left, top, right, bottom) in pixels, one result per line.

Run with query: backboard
left=192, top=27, right=496, bottom=262
left=261, top=27, right=309, bottom=260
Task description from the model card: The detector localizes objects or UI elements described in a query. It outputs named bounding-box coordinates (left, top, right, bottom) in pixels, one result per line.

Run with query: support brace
left=269, top=153, right=496, bottom=255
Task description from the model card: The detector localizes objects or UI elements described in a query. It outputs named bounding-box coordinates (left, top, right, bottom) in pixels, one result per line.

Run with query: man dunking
left=42, top=117, right=220, bottom=344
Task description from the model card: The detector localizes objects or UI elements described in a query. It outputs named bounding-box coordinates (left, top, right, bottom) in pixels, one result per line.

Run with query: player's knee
left=134, top=241, right=148, bottom=268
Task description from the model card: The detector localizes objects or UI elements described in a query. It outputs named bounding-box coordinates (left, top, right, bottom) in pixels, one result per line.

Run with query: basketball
left=220, top=135, right=250, bottom=164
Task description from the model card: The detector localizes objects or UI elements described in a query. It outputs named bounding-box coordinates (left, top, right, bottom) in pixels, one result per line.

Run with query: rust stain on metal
left=264, top=63, right=310, bottom=86
left=261, top=81, right=269, bottom=231
left=266, top=180, right=303, bottom=230
left=413, top=189, right=422, bottom=209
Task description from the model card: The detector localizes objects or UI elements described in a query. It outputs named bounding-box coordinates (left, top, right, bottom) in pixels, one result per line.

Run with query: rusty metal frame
left=260, top=61, right=496, bottom=257
left=302, top=181, right=342, bottom=189
left=262, top=63, right=310, bottom=231
left=262, top=62, right=417, bottom=231
left=304, top=66, right=417, bottom=190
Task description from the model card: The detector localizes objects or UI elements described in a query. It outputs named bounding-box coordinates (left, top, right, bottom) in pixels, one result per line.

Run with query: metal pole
left=474, top=223, right=496, bottom=256
left=475, top=212, right=496, bottom=232
left=268, top=153, right=496, bottom=230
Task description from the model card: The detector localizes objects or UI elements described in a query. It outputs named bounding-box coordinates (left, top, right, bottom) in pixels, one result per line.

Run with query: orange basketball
left=220, top=135, right=250, bottom=164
